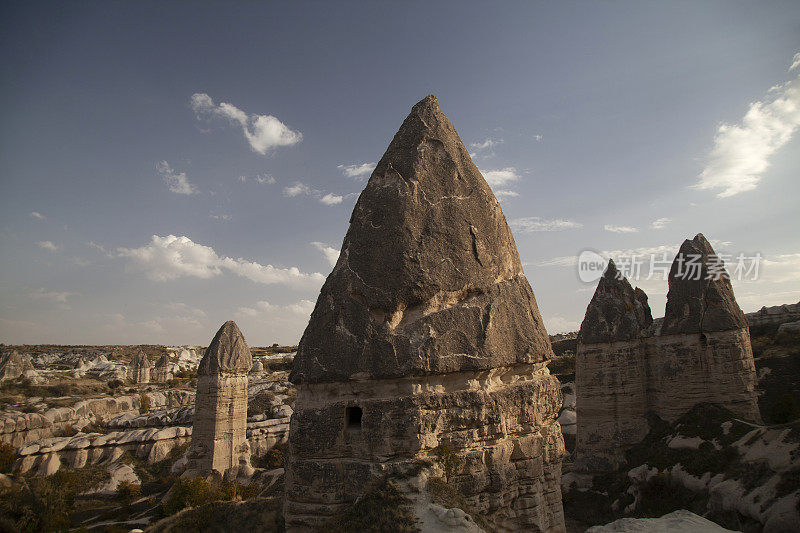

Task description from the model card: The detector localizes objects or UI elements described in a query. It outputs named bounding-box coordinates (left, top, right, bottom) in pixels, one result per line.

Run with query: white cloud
left=283, top=182, right=347, bottom=206
left=338, top=162, right=375, bottom=180
left=694, top=59, right=800, bottom=198
left=117, top=234, right=324, bottom=288
left=604, top=224, right=639, bottom=234
left=494, top=190, right=519, bottom=199
left=510, top=217, right=583, bottom=233
left=163, top=301, right=207, bottom=318
left=533, top=134, right=543, bottom=142
left=36, top=240, right=61, bottom=251
left=480, top=167, right=520, bottom=187
left=650, top=218, right=671, bottom=229
left=470, top=138, right=503, bottom=150
left=283, top=182, right=312, bottom=197
left=156, top=161, right=197, bottom=195
left=544, top=315, right=580, bottom=334
left=235, top=298, right=316, bottom=321
left=791, top=52, right=800, bottom=72
left=311, top=242, right=340, bottom=267
left=30, top=288, right=76, bottom=304
left=255, top=174, right=276, bottom=184
left=238, top=175, right=247, bottom=182
left=191, top=93, right=302, bottom=154
left=320, top=193, right=343, bottom=205
left=210, top=214, right=231, bottom=221
left=29, top=211, right=46, bottom=221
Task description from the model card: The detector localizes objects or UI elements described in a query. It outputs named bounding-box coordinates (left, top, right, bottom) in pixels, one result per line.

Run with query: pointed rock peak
left=291, top=96, right=551, bottom=384
left=199, top=320, right=252, bottom=375
left=412, top=94, right=439, bottom=112
left=603, top=259, right=618, bottom=279
left=579, top=265, right=653, bottom=344
left=662, top=234, right=746, bottom=335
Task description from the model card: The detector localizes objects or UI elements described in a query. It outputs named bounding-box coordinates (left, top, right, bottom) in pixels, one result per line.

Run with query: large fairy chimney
left=284, top=95, right=566, bottom=532
left=153, top=354, right=172, bottom=383
left=575, top=234, right=761, bottom=472
left=185, top=321, right=252, bottom=479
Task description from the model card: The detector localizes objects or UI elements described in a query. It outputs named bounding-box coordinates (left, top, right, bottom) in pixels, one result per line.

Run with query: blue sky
left=1, top=1, right=799, bottom=345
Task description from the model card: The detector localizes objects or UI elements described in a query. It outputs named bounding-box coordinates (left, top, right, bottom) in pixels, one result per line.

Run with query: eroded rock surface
left=185, top=321, right=252, bottom=479
left=575, top=237, right=760, bottom=473
left=285, top=95, right=565, bottom=532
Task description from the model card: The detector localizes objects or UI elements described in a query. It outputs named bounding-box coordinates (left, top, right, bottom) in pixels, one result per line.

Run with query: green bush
left=433, top=444, right=462, bottom=481
left=0, top=466, right=109, bottom=532
left=159, top=476, right=259, bottom=517
left=253, top=447, right=284, bottom=469
left=118, top=480, right=141, bottom=500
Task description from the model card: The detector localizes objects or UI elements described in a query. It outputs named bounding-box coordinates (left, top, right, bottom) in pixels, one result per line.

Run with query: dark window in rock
left=346, top=406, right=362, bottom=429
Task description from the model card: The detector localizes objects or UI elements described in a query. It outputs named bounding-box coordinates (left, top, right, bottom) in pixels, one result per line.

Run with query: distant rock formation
left=285, top=95, right=565, bottom=532
left=128, top=351, right=151, bottom=384
left=0, top=351, right=35, bottom=381
left=185, top=321, right=253, bottom=480
left=575, top=235, right=761, bottom=473
left=153, top=354, right=172, bottom=383
left=746, top=301, right=800, bottom=330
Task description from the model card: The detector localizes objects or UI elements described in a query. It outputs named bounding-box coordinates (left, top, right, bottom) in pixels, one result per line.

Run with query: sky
left=1, top=1, right=799, bottom=346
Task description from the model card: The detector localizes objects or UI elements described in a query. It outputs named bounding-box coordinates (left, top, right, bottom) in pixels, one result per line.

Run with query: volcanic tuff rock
left=186, top=321, right=253, bottom=479
left=291, top=94, right=551, bottom=385
left=129, top=351, right=150, bottom=384
left=575, top=235, right=760, bottom=473
left=578, top=260, right=653, bottom=344
left=286, top=96, right=565, bottom=532
left=661, top=233, right=747, bottom=335
left=198, top=320, right=252, bottom=375
left=0, top=351, right=35, bottom=381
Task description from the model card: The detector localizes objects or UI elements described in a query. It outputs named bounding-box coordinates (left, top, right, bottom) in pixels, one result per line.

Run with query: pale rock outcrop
left=285, top=96, right=565, bottom=532
left=746, top=301, right=800, bottom=330
left=575, top=235, right=761, bottom=473
left=128, top=351, right=151, bottom=384
left=587, top=510, right=736, bottom=532
left=13, top=425, right=193, bottom=475
left=153, top=354, right=172, bottom=383
left=185, top=321, right=252, bottom=480
left=0, top=351, right=36, bottom=381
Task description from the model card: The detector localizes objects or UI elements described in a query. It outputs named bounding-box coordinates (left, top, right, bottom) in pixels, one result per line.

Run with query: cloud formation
left=338, top=162, right=375, bottom=180
left=509, top=217, right=582, bottom=233
left=604, top=224, right=639, bottom=233
left=650, top=217, right=671, bottom=229
left=311, top=242, right=340, bottom=267
left=480, top=167, right=520, bottom=187
left=694, top=56, right=800, bottom=198
left=117, top=234, right=324, bottom=288
left=283, top=182, right=349, bottom=206
left=235, top=299, right=316, bottom=320
left=156, top=161, right=197, bottom=195
left=470, top=138, right=503, bottom=150
left=191, top=93, right=302, bottom=154
left=29, top=211, right=46, bottom=221
left=36, top=241, right=61, bottom=251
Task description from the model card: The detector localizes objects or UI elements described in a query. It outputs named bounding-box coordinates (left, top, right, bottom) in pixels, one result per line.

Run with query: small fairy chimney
left=185, top=320, right=253, bottom=479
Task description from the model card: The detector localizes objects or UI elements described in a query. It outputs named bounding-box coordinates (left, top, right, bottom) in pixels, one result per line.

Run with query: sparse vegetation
left=328, top=477, right=417, bottom=533
left=247, top=390, right=276, bottom=418
left=0, top=441, right=17, bottom=473
left=139, top=392, right=151, bottom=414
left=159, top=476, right=259, bottom=518
left=432, top=444, right=461, bottom=481
left=252, top=446, right=284, bottom=469
left=0, top=466, right=109, bottom=532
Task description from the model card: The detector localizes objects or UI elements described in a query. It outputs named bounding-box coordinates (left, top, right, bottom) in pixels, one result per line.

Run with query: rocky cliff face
left=662, top=234, right=747, bottom=335
left=285, top=95, right=565, bottom=532
left=186, top=321, right=253, bottom=480
left=575, top=236, right=760, bottom=473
